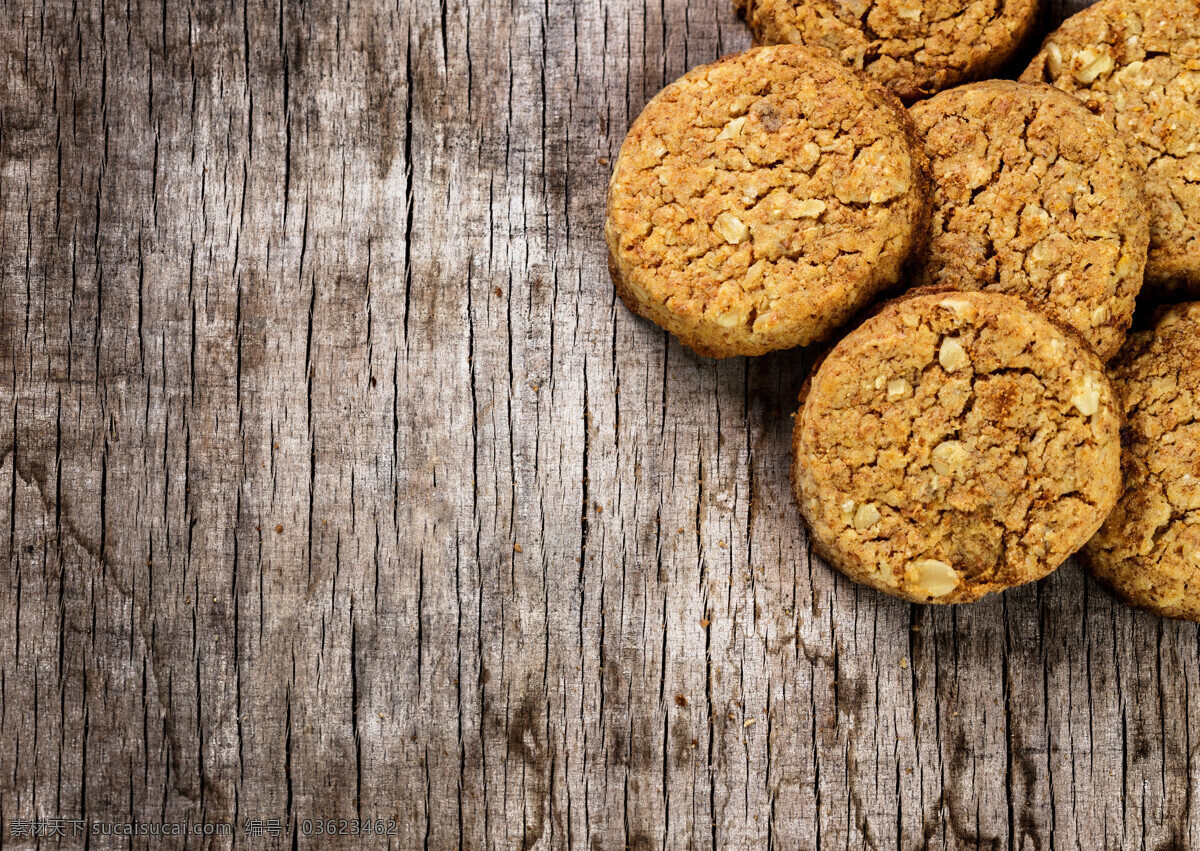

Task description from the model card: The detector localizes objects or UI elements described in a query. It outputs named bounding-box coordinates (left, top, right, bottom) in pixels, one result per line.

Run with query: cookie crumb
left=938, top=338, right=968, bottom=372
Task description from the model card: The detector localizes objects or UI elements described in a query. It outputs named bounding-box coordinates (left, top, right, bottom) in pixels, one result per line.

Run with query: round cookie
left=1082, top=303, right=1200, bottom=620
left=605, top=45, right=931, bottom=358
left=910, top=80, right=1149, bottom=361
left=791, top=289, right=1123, bottom=604
left=735, top=0, right=1040, bottom=103
left=1021, top=0, right=1200, bottom=291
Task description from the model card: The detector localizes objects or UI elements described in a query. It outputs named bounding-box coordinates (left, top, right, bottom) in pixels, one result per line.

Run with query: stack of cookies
left=605, top=0, right=1200, bottom=617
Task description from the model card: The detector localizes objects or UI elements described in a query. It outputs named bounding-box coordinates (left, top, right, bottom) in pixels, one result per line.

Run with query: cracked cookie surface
left=605, top=45, right=930, bottom=358
left=911, top=80, right=1149, bottom=362
left=1022, top=0, right=1200, bottom=291
left=791, top=289, right=1123, bottom=604
left=735, top=0, right=1039, bottom=102
left=1082, top=303, right=1200, bottom=620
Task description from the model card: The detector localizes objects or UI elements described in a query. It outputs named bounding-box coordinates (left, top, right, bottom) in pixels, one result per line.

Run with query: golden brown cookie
left=605, top=45, right=931, bottom=358
left=735, top=0, right=1040, bottom=102
left=1082, top=303, right=1200, bottom=620
left=910, top=80, right=1149, bottom=361
left=791, top=289, right=1123, bottom=604
left=1022, top=0, right=1200, bottom=291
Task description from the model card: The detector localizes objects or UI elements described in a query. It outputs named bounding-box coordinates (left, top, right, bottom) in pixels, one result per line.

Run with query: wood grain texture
left=1, top=0, right=1197, bottom=848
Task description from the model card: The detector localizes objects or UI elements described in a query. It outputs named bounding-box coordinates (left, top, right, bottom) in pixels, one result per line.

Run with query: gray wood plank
left=2, top=0, right=1197, bottom=848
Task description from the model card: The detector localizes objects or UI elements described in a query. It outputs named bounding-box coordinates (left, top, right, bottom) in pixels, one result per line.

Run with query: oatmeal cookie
left=605, top=45, right=931, bottom=358
left=910, top=80, right=1149, bottom=361
left=791, top=289, right=1123, bottom=604
left=735, top=0, right=1040, bottom=102
left=1081, top=303, right=1200, bottom=620
left=1022, top=0, right=1200, bottom=291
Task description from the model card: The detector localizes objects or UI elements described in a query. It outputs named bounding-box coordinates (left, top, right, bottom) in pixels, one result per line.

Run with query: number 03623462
left=298, top=819, right=397, bottom=836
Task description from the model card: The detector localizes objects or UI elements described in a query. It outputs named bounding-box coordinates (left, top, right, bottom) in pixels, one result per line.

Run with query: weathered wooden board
left=1, top=0, right=1196, bottom=847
